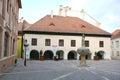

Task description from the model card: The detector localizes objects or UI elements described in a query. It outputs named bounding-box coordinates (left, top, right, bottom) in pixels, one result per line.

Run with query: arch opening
left=68, top=51, right=77, bottom=60
left=97, top=51, right=105, bottom=60
left=56, top=50, right=64, bottom=60
left=44, top=50, right=54, bottom=60
left=30, top=50, right=39, bottom=60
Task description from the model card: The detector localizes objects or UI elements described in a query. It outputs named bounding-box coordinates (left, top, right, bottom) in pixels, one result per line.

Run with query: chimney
left=51, top=10, right=53, bottom=18
left=65, top=6, right=71, bottom=17
left=81, top=9, right=85, bottom=20
left=96, top=22, right=101, bottom=27
left=59, top=5, right=63, bottom=16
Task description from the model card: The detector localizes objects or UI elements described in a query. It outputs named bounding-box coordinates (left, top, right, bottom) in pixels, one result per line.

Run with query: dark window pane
left=45, top=39, right=51, bottom=46
left=99, top=41, right=104, bottom=47
left=85, top=40, right=89, bottom=47
left=71, top=40, right=76, bottom=47
left=4, top=32, right=9, bottom=57
left=31, top=38, right=37, bottom=46
left=59, top=39, right=64, bottom=46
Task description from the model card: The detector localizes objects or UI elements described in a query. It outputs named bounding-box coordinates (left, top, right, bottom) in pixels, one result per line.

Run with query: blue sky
left=19, top=0, right=120, bottom=33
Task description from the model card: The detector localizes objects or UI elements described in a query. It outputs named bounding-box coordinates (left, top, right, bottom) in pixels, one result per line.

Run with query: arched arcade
left=30, top=50, right=39, bottom=60
left=68, top=50, right=77, bottom=60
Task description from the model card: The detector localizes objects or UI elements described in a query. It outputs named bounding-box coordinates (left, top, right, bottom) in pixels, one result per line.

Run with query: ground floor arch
left=30, top=50, right=39, bottom=60
left=56, top=50, right=64, bottom=60
left=97, top=51, right=105, bottom=59
left=0, top=27, right=3, bottom=58
left=44, top=50, right=54, bottom=60
left=68, top=50, right=77, bottom=60
left=85, top=53, right=91, bottom=60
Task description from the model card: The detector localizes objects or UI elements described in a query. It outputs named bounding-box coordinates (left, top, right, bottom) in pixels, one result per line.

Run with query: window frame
left=71, top=40, right=76, bottom=47
left=4, top=32, right=9, bottom=57
left=99, top=41, right=104, bottom=47
left=85, top=40, right=89, bottom=47
left=59, top=39, right=64, bottom=46
left=45, top=39, right=51, bottom=46
left=31, top=38, right=37, bottom=46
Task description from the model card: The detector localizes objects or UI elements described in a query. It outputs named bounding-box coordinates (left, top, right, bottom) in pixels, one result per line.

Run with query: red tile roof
left=112, top=29, right=120, bottom=35
left=111, top=29, right=120, bottom=39
left=18, top=20, right=32, bottom=34
left=25, top=15, right=111, bottom=36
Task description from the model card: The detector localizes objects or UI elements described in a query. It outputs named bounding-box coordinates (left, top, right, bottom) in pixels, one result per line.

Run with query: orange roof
left=18, top=20, right=32, bottom=34
left=25, top=15, right=111, bottom=36
left=112, top=29, right=120, bottom=35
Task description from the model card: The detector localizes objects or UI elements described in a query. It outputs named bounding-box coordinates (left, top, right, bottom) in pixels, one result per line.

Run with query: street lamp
left=24, top=39, right=29, bottom=66
left=20, top=17, right=24, bottom=58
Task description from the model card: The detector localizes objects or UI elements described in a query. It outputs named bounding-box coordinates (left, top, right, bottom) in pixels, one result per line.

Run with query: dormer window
left=81, top=25, right=86, bottom=28
left=49, top=22, right=55, bottom=26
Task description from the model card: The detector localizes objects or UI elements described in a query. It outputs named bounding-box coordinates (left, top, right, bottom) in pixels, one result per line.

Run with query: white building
left=111, top=29, right=120, bottom=59
left=23, top=15, right=111, bottom=60
left=58, top=5, right=100, bottom=27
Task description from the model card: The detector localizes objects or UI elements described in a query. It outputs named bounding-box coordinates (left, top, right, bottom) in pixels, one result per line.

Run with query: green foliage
left=95, top=52, right=97, bottom=56
left=40, top=50, right=43, bottom=56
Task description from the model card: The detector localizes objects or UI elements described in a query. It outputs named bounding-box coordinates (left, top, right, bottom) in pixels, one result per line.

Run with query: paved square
left=0, top=59, right=120, bottom=80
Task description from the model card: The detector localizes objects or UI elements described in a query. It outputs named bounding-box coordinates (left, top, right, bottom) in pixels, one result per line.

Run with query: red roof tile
left=26, top=15, right=111, bottom=35
left=112, top=29, right=120, bottom=35
left=18, top=20, right=32, bottom=34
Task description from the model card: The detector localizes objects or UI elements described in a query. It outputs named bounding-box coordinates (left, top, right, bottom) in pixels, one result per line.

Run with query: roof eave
left=18, top=0, right=22, bottom=8
left=23, top=30, right=112, bottom=37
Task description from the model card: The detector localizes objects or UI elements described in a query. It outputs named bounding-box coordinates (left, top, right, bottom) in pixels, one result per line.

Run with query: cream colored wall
left=24, top=34, right=111, bottom=60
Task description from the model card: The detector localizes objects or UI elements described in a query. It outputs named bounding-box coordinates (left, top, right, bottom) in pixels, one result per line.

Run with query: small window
left=45, top=39, right=51, bottom=46
left=115, top=41, right=119, bottom=48
left=4, top=32, right=9, bottom=57
left=71, top=40, right=76, bottom=47
left=49, top=22, right=55, bottom=26
left=112, top=51, right=114, bottom=56
left=111, top=41, right=114, bottom=48
left=31, top=38, right=37, bottom=46
left=85, top=40, right=89, bottom=47
left=7, top=0, right=9, bottom=12
left=59, top=39, right=64, bottom=46
left=117, top=51, right=119, bottom=56
left=12, top=39, right=15, bottom=55
left=99, top=41, right=104, bottom=47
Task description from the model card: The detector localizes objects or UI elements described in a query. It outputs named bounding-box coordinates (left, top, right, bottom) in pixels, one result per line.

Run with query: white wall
left=111, top=37, right=120, bottom=59
left=24, top=34, right=111, bottom=60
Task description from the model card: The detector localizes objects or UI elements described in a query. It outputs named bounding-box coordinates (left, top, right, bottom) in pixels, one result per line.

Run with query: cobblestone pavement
left=0, top=59, right=120, bottom=80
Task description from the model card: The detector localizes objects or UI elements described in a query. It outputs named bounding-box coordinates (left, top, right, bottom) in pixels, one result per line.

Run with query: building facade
left=111, top=29, right=120, bottom=59
left=0, top=0, right=21, bottom=72
left=23, top=15, right=111, bottom=60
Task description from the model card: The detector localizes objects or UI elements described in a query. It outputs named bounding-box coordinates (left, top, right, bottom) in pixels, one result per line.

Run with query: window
left=45, top=39, right=51, bottom=46
left=31, top=38, right=37, bottom=46
left=71, top=40, right=76, bottom=47
left=85, top=40, right=89, bottom=47
left=111, top=41, right=114, bottom=48
left=117, top=51, right=119, bottom=56
left=12, top=39, right=15, bottom=55
left=7, top=0, right=9, bottom=12
left=59, top=39, right=64, bottom=46
left=2, top=0, right=5, bottom=18
left=4, top=32, right=9, bottom=57
left=99, top=41, right=104, bottom=47
left=112, top=51, right=114, bottom=56
left=115, top=41, right=119, bottom=48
